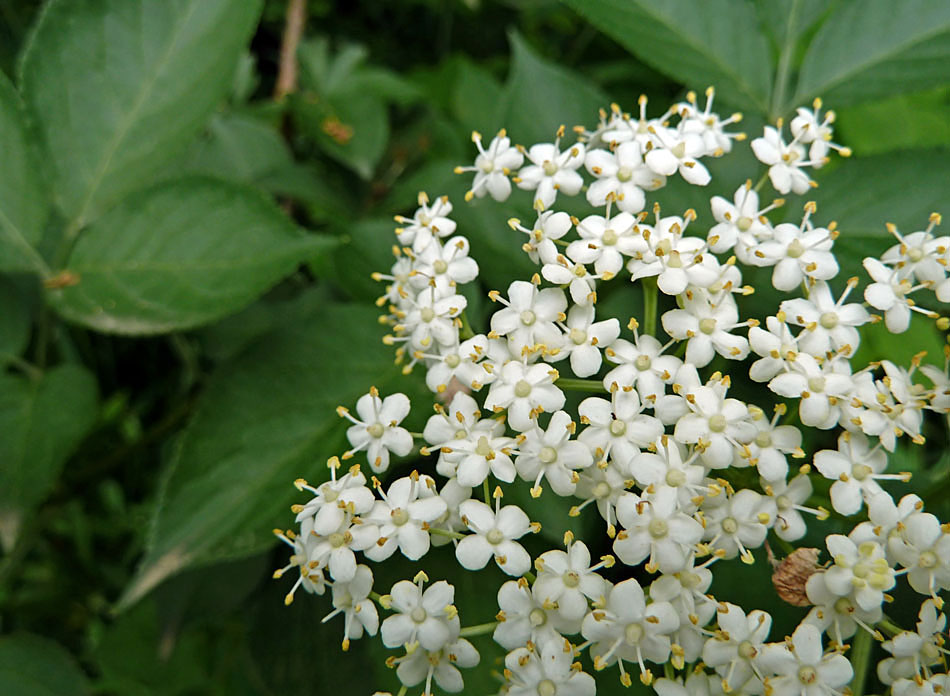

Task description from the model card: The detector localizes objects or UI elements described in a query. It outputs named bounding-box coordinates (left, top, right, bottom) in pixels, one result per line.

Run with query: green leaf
left=498, top=32, right=611, bottom=145
left=47, top=178, right=335, bottom=335
left=451, top=57, right=505, bottom=137
left=0, top=278, right=30, bottom=362
left=117, top=302, right=423, bottom=610
left=0, top=365, right=97, bottom=552
left=0, top=70, right=48, bottom=274
left=560, top=0, right=772, bottom=113
left=791, top=0, right=950, bottom=109
left=809, top=149, right=950, bottom=277
left=176, top=112, right=294, bottom=185
left=0, top=634, right=90, bottom=696
left=835, top=88, right=950, bottom=155
left=19, top=0, right=263, bottom=228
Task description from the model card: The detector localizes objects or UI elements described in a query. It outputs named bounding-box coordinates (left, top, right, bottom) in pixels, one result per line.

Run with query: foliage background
left=0, top=0, right=949, bottom=693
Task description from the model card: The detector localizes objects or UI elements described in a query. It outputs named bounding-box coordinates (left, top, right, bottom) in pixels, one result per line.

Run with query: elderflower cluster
left=275, top=87, right=950, bottom=696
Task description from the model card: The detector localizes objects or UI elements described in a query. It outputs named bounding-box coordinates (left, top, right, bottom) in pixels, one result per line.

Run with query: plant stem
left=483, top=479, right=491, bottom=505
left=642, top=276, right=658, bottom=336
left=429, top=527, right=466, bottom=540
left=459, top=310, right=475, bottom=340
left=849, top=624, right=873, bottom=696
left=274, top=0, right=308, bottom=100
left=459, top=621, right=498, bottom=638
left=556, top=378, right=607, bottom=393
left=770, top=0, right=802, bottom=120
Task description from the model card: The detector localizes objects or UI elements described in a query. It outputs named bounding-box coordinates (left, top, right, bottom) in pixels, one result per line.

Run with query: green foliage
left=0, top=634, right=90, bottom=696
left=47, top=178, right=335, bottom=334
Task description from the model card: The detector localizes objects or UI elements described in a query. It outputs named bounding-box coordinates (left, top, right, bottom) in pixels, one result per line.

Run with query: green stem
left=483, top=479, right=491, bottom=505
left=849, top=625, right=873, bottom=696
left=1, top=354, right=43, bottom=382
left=555, top=378, right=607, bottom=393
left=753, top=171, right=771, bottom=193
left=429, top=527, right=466, bottom=540
left=459, top=621, right=498, bottom=638
left=642, top=276, right=658, bottom=337
left=523, top=571, right=536, bottom=584
left=877, top=616, right=904, bottom=637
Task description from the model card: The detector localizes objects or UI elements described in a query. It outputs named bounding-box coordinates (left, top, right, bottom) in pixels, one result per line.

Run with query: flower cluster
left=275, top=87, right=950, bottom=696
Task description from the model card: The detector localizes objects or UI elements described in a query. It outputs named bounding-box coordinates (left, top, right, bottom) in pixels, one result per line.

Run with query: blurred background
left=1, top=0, right=949, bottom=693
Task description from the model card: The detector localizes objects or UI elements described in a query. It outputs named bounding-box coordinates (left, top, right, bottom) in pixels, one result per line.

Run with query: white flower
left=700, top=489, right=772, bottom=563
left=768, top=353, right=854, bottom=429
left=381, top=575, right=459, bottom=651
left=677, top=86, right=744, bottom=156
left=572, top=461, right=632, bottom=536
left=511, top=210, right=572, bottom=264
left=578, top=390, right=663, bottom=470
left=423, top=334, right=494, bottom=393
left=766, top=473, right=823, bottom=542
left=292, top=462, right=375, bottom=537
left=552, top=304, right=621, bottom=377
left=581, top=577, right=680, bottom=683
left=456, top=129, right=523, bottom=201
left=804, top=570, right=881, bottom=645
left=707, top=182, right=779, bottom=258
left=273, top=528, right=328, bottom=605
left=533, top=539, right=610, bottom=622
left=603, top=328, right=682, bottom=404
left=789, top=99, right=850, bottom=163
left=878, top=599, right=946, bottom=684
left=306, top=514, right=379, bottom=582
left=584, top=141, right=663, bottom=212
left=613, top=487, right=703, bottom=573
left=494, top=579, right=579, bottom=650
left=628, top=435, right=706, bottom=509
left=864, top=257, right=936, bottom=333
left=516, top=133, right=586, bottom=210
left=881, top=214, right=948, bottom=285
left=393, top=637, right=479, bottom=694
left=397, top=285, right=467, bottom=352
left=568, top=210, right=645, bottom=276
left=673, top=383, right=756, bottom=469
left=888, top=510, right=950, bottom=601
left=407, top=235, right=479, bottom=294
left=394, top=192, right=456, bottom=252
left=339, top=388, right=413, bottom=473
left=750, top=126, right=815, bottom=195
left=822, top=535, right=895, bottom=611
left=515, top=410, right=592, bottom=497
left=456, top=495, right=535, bottom=576
left=489, top=280, right=567, bottom=356
left=780, top=279, right=868, bottom=357
left=645, top=129, right=711, bottom=186
left=748, top=315, right=799, bottom=383
left=627, top=213, right=718, bottom=295
left=813, top=431, right=903, bottom=515
left=483, top=360, right=564, bottom=431
left=741, top=405, right=804, bottom=482
left=322, top=564, right=379, bottom=650
left=661, top=291, right=750, bottom=367
left=541, top=253, right=603, bottom=306
left=757, top=623, right=852, bottom=696
left=503, top=638, right=596, bottom=696
left=364, top=473, right=447, bottom=561
left=748, top=217, right=838, bottom=291
left=702, top=602, right=772, bottom=694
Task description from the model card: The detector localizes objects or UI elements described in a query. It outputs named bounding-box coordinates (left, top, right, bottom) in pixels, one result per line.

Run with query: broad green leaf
left=0, top=278, right=30, bottom=361
left=754, top=0, right=835, bottom=47
left=177, top=112, right=294, bottom=185
left=498, top=32, right=611, bottom=145
left=19, top=0, right=263, bottom=228
left=0, top=634, right=90, bottom=696
left=810, top=149, right=950, bottom=277
left=560, top=0, right=772, bottom=113
left=835, top=88, right=950, bottom=155
left=47, top=178, right=335, bottom=335
left=0, top=70, right=48, bottom=273
left=117, top=303, right=424, bottom=609
left=0, top=365, right=97, bottom=551
left=451, top=57, right=505, bottom=137
left=792, top=0, right=950, bottom=108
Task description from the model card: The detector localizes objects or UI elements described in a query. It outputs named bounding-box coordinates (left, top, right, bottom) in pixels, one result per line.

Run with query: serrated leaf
left=791, top=0, right=950, bottom=109
left=47, top=178, right=334, bottom=335
left=498, top=32, right=611, bottom=145
left=0, top=634, right=90, bottom=696
left=560, top=0, right=772, bottom=113
left=19, top=0, right=263, bottom=228
left=0, top=365, right=97, bottom=551
left=117, top=303, right=424, bottom=610
left=0, top=70, right=48, bottom=273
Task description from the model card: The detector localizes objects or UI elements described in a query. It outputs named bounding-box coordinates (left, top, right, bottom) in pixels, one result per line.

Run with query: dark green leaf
left=451, top=58, right=505, bottom=137
left=0, top=278, right=30, bottom=361
left=560, top=0, right=772, bottom=113
left=117, top=302, right=424, bottom=609
left=792, top=0, right=950, bottom=108
left=0, top=634, right=90, bottom=696
left=47, top=178, right=335, bottom=335
left=498, top=32, right=610, bottom=145
left=835, top=88, right=950, bottom=155
left=0, top=70, right=48, bottom=273
left=0, top=364, right=97, bottom=551
left=20, top=0, right=263, bottom=228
